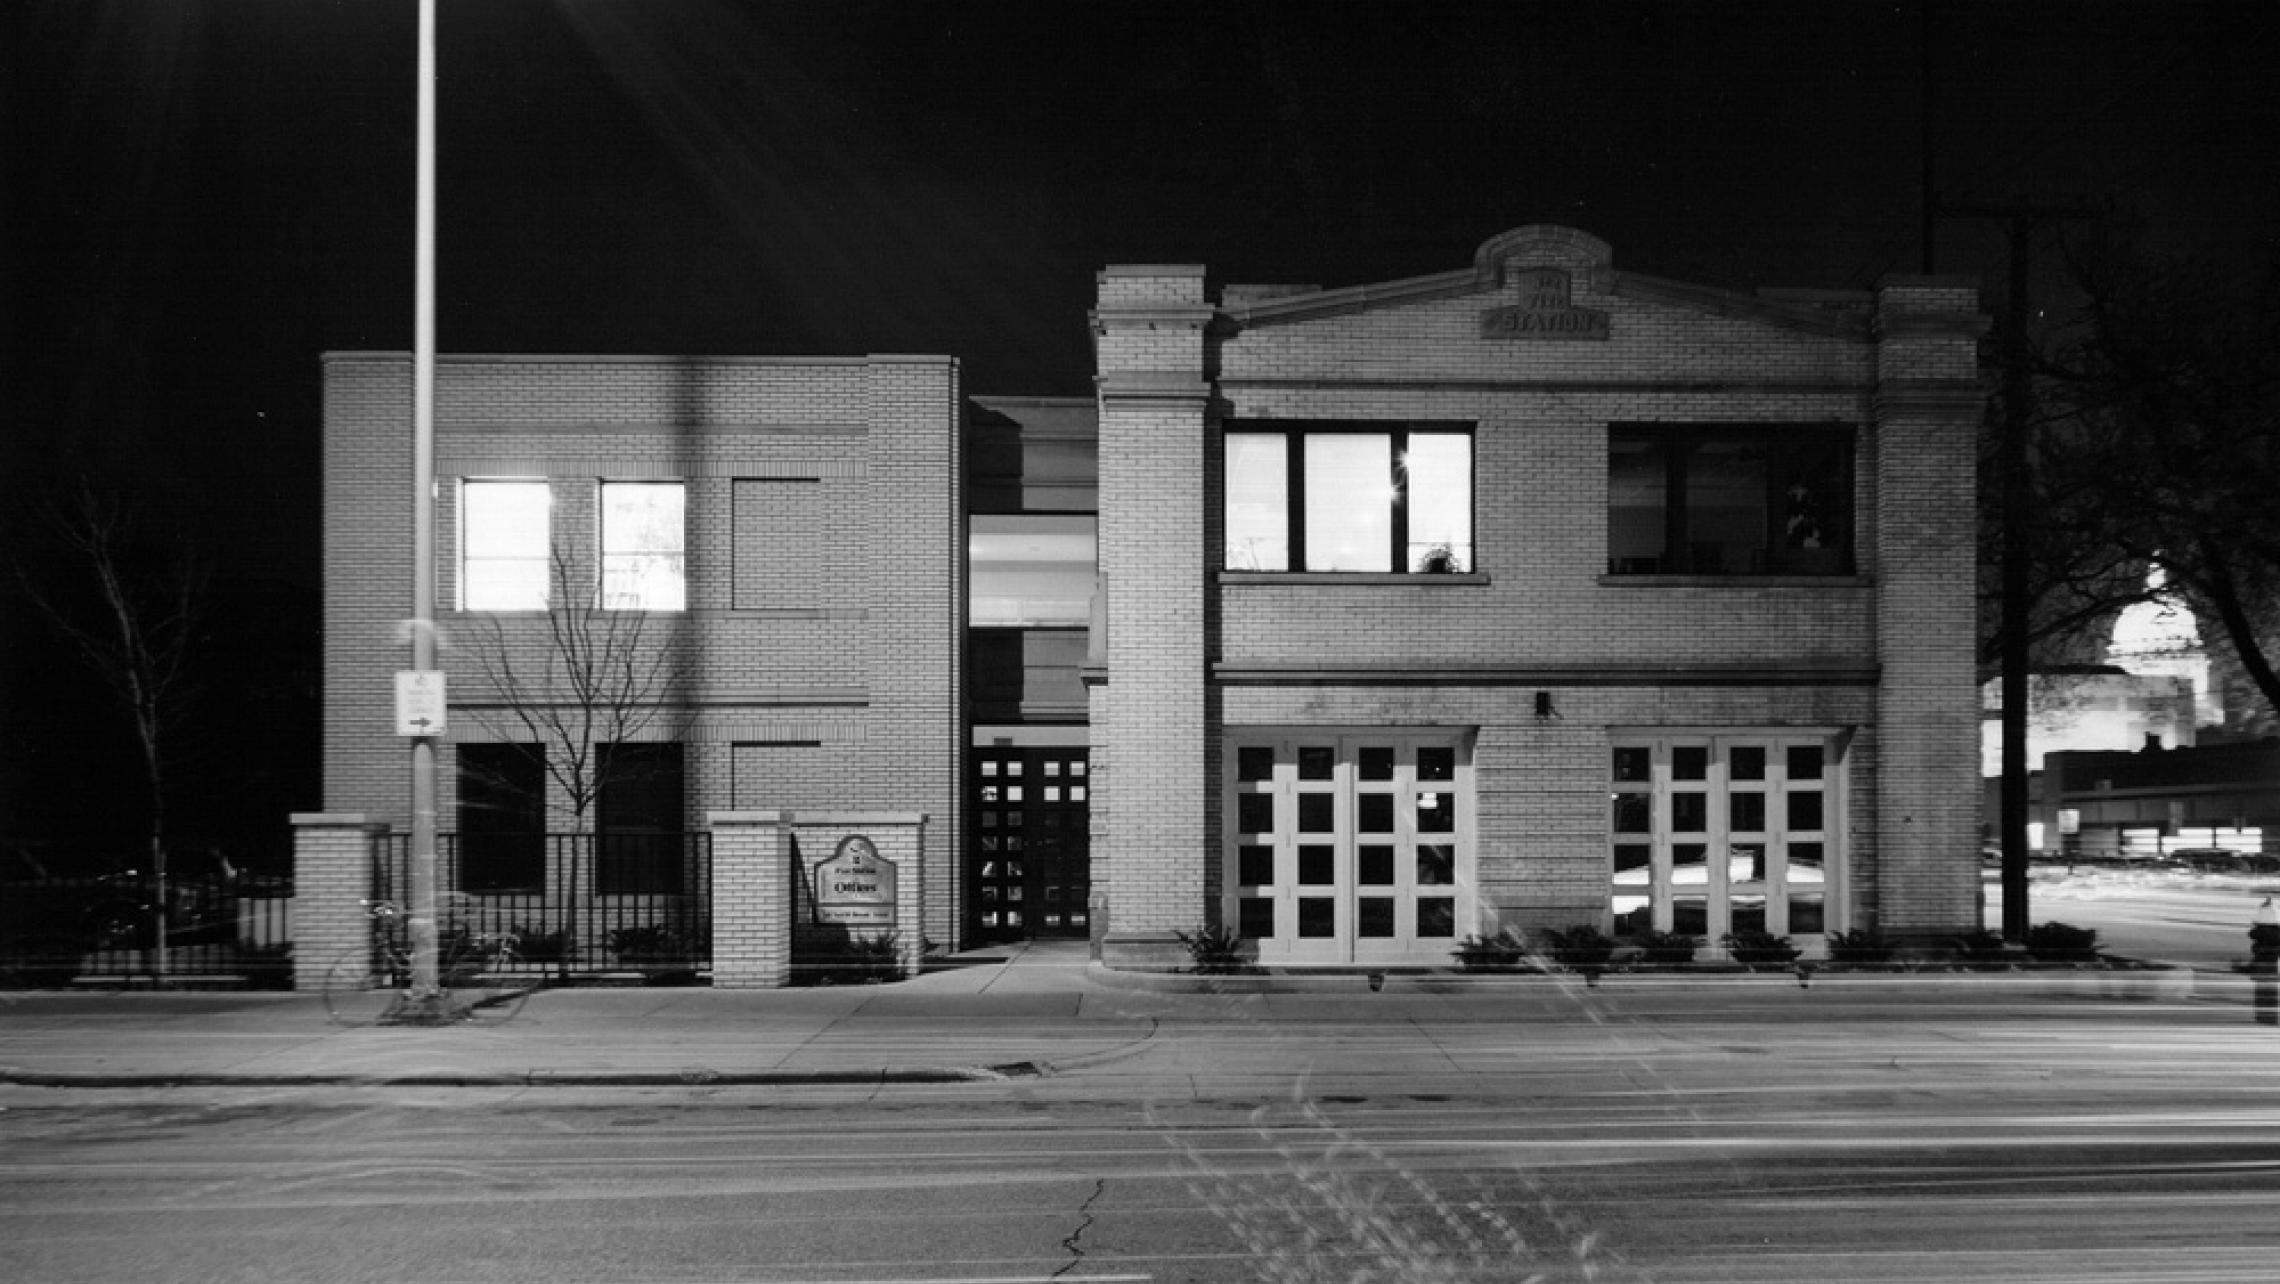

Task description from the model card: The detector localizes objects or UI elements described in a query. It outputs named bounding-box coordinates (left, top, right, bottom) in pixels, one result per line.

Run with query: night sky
left=5, top=1, right=2277, bottom=860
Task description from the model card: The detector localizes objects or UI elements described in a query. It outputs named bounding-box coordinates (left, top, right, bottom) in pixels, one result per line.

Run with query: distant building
left=303, top=224, right=1988, bottom=984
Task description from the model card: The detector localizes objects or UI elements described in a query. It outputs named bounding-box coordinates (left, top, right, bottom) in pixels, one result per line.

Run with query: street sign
left=394, top=670, right=447, bottom=736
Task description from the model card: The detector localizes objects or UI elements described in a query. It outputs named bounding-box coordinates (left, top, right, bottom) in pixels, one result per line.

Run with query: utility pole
left=1941, top=195, right=2100, bottom=941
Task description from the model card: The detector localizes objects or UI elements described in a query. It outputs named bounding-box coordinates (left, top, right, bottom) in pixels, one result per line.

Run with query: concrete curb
left=0, top=1063, right=1044, bottom=1090
left=1084, top=958, right=2208, bottom=1000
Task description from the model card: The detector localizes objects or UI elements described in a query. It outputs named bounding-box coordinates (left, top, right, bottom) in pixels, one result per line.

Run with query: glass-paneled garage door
left=1224, top=732, right=1474, bottom=964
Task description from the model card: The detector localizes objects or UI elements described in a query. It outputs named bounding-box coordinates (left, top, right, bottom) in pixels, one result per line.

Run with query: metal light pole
left=398, top=0, right=446, bottom=1021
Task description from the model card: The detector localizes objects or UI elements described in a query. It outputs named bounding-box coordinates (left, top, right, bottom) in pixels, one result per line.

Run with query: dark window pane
left=1415, top=792, right=1455, bottom=832
left=1672, top=895, right=1708, bottom=935
left=1239, top=897, right=1276, bottom=939
left=1239, top=845, right=1275, bottom=887
left=1730, top=895, right=1767, bottom=935
left=1358, top=793, right=1394, bottom=833
left=1358, top=898, right=1395, bottom=937
left=1671, top=792, right=1708, bottom=833
left=1238, top=794, right=1276, bottom=834
left=1297, top=746, right=1336, bottom=780
left=1729, top=791, right=1767, bottom=832
left=1358, top=846, right=1395, bottom=885
left=1297, top=898, right=1336, bottom=937
left=1417, top=844, right=1454, bottom=886
left=1297, top=793, right=1335, bottom=833
left=1612, top=793, right=1652, bottom=834
left=1787, top=744, right=1824, bottom=779
left=1417, top=747, right=1456, bottom=782
left=1237, top=746, right=1277, bottom=782
left=1607, top=433, right=1669, bottom=573
left=1729, top=746, right=1767, bottom=781
left=1358, top=747, right=1395, bottom=781
left=1612, top=746, right=1652, bottom=782
left=1681, top=437, right=1768, bottom=574
left=1298, top=845, right=1335, bottom=885
left=597, top=743, right=684, bottom=894
left=1672, top=746, right=1709, bottom=781
left=1787, top=791, right=1824, bottom=831
left=1790, top=893, right=1825, bottom=934
left=458, top=743, right=546, bottom=893
left=1416, top=898, right=1456, bottom=937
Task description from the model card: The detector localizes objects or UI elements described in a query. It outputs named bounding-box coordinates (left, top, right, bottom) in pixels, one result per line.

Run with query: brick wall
left=318, top=353, right=963, bottom=959
left=1095, top=226, right=1985, bottom=950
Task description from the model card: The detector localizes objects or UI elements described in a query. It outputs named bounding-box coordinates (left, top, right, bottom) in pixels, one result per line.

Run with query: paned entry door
left=1224, top=733, right=1474, bottom=964
left=1608, top=735, right=1842, bottom=944
left=970, top=745, right=1091, bottom=941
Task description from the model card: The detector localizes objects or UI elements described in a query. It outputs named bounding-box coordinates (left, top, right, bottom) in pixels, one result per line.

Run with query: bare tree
left=461, top=548, right=688, bottom=833
left=15, top=484, right=207, bottom=970
left=2032, top=235, right=2280, bottom=725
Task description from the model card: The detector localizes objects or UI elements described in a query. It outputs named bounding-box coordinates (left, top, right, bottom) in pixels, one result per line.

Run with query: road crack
left=1052, top=1175, right=1107, bottom=1277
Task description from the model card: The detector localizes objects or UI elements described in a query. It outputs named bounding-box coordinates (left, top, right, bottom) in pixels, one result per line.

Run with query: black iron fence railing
left=372, top=832, right=712, bottom=981
left=0, top=872, right=295, bottom=988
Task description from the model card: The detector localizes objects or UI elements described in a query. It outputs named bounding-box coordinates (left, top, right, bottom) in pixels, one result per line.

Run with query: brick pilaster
left=290, top=813, right=388, bottom=991
left=709, top=810, right=792, bottom=988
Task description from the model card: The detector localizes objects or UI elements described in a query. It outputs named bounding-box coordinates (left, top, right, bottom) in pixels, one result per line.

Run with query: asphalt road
left=7, top=999, right=2279, bottom=1283
left=1987, top=867, right=2280, bottom=967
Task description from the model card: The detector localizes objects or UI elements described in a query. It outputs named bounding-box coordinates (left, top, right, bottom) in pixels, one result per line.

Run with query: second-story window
left=461, top=480, right=550, bottom=611
left=600, top=481, right=685, bottom=610
left=1224, top=423, right=1473, bottom=573
left=1607, top=425, right=1854, bottom=577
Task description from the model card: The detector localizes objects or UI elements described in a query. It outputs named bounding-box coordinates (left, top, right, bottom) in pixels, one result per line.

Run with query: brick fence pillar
left=291, top=813, right=388, bottom=991
left=709, top=810, right=792, bottom=988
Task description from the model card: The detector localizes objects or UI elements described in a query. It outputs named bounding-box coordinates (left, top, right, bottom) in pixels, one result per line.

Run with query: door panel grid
left=1610, top=735, right=1839, bottom=942
left=971, top=747, right=1090, bottom=940
left=1226, top=733, right=1472, bottom=963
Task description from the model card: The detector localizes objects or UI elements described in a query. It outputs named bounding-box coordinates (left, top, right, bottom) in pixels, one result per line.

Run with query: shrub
left=1174, top=925, right=1257, bottom=975
left=2023, top=920, right=2099, bottom=963
left=1952, top=929, right=2011, bottom=962
left=607, top=924, right=699, bottom=966
left=1451, top=928, right=1530, bottom=971
left=1537, top=924, right=1617, bottom=967
left=1634, top=929, right=1703, bottom=964
left=1824, top=929, right=1898, bottom=964
left=509, top=925, right=573, bottom=964
left=1723, top=929, right=1802, bottom=965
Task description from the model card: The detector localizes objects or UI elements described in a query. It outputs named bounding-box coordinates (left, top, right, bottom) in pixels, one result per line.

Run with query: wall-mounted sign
left=1480, top=268, right=1610, bottom=341
left=815, top=835, right=897, bottom=928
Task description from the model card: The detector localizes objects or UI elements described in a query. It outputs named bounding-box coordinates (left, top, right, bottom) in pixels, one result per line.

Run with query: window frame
left=459, top=479, right=552, bottom=611
left=456, top=742, right=548, bottom=895
left=1222, top=421, right=1476, bottom=574
left=598, top=480, right=687, bottom=611
left=1605, top=423, right=1856, bottom=578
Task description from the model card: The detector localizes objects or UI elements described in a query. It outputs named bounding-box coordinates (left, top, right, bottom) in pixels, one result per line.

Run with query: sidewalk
left=0, top=940, right=2259, bottom=1089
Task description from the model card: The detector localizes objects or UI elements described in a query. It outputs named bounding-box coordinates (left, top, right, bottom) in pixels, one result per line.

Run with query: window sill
left=1219, top=572, right=1492, bottom=587
left=1597, top=574, right=1870, bottom=588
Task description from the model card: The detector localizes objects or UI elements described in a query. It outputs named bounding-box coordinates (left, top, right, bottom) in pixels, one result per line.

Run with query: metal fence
left=0, top=873, right=296, bottom=989
left=372, top=832, right=713, bottom=981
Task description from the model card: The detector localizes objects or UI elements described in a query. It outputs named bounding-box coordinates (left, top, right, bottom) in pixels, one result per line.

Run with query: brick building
left=313, top=354, right=963, bottom=982
left=308, top=223, right=1985, bottom=982
left=1088, top=225, right=1986, bottom=966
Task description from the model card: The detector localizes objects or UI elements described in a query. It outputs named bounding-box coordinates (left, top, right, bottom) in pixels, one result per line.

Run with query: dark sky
left=3, top=0, right=2277, bottom=851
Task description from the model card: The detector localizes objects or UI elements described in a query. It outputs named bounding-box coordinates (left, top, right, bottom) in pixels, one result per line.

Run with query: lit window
left=600, top=482, right=685, bottom=610
left=461, top=481, right=550, bottom=610
left=1607, top=425, right=1853, bottom=576
left=1223, top=423, right=1473, bottom=573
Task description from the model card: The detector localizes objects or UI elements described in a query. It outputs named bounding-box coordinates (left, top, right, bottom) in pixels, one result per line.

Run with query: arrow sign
left=395, top=670, right=447, bottom=737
